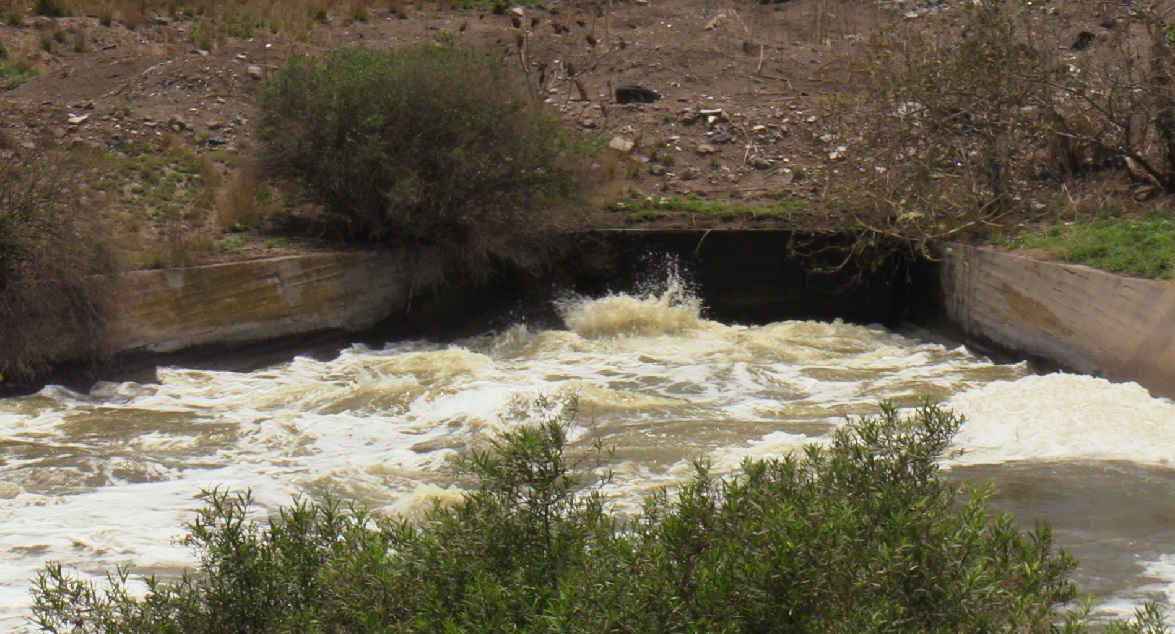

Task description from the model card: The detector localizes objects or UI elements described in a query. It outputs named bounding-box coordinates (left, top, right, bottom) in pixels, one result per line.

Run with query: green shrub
left=34, top=0, right=68, bottom=18
left=30, top=401, right=1167, bottom=632
left=257, top=46, right=591, bottom=273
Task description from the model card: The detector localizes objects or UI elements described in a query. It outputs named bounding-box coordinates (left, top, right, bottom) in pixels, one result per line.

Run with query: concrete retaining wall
left=101, top=240, right=1175, bottom=400
left=109, top=251, right=427, bottom=355
left=939, top=244, right=1175, bottom=399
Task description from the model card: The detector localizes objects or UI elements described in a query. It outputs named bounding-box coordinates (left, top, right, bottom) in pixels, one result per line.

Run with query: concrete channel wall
left=938, top=244, right=1175, bottom=399
left=102, top=241, right=1175, bottom=400
left=109, top=251, right=426, bottom=355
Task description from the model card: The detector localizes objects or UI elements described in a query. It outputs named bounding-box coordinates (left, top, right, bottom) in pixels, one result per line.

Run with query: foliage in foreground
left=31, top=403, right=1169, bottom=633
left=257, top=45, right=593, bottom=277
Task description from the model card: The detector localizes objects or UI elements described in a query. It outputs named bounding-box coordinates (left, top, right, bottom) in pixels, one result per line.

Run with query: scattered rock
left=1071, top=31, right=1095, bottom=51
left=616, top=85, right=661, bottom=104
left=711, top=130, right=734, bottom=144
left=51, top=127, right=67, bottom=139
left=67, top=114, right=89, bottom=125
left=704, top=14, right=728, bottom=31
left=696, top=143, right=718, bottom=154
left=748, top=154, right=773, bottom=169
left=1135, top=185, right=1158, bottom=201
left=247, top=65, right=263, bottom=80
left=609, top=136, right=636, bottom=152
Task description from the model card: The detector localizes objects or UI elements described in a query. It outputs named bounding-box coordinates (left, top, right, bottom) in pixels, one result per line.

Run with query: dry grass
left=216, top=159, right=267, bottom=230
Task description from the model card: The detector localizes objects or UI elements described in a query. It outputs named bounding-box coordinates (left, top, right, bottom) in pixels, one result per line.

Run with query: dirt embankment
left=0, top=0, right=905, bottom=251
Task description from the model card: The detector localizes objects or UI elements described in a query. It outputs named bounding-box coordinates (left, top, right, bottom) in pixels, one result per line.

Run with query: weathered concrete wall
left=101, top=238, right=1175, bottom=401
left=109, top=251, right=427, bottom=355
left=939, top=244, right=1175, bottom=398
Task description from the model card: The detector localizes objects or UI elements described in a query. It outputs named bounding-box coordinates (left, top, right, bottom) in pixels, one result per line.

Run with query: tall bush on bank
left=0, top=148, right=114, bottom=383
left=830, top=0, right=1053, bottom=254
left=31, top=401, right=1167, bottom=632
left=257, top=45, right=592, bottom=275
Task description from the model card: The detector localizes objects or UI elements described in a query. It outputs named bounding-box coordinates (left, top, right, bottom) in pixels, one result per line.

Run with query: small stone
left=197, top=49, right=210, bottom=56
left=67, top=114, right=89, bottom=125
left=52, top=127, right=67, bottom=139
left=609, top=136, right=635, bottom=152
left=704, top=14, right=728, bottom=30
left=696, top=143, right=718, bottom=154
left=247, top=65, right=263, bottom=80
left=509, top=6, right=526, bottom=16
left=206, top=120, right=223, bottom=129
left=748, top=154, right=773, bottom=169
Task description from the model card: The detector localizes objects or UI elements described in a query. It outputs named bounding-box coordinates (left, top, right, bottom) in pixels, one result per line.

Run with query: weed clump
left=30, top=401, right=1165, bottom=632
left=257, top=46, right=593, bottom=276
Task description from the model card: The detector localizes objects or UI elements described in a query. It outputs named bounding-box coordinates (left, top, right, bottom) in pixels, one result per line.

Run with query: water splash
left=559, top=256, right=703, bottom=338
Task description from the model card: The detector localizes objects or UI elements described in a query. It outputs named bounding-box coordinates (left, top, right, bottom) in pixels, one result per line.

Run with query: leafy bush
left=257, top=46, right=592, bottom=274
left=0, top=148, right=114, bottom=383
left=34, top=0, right=68, bottom=18
left=30, top=401, right=1167, bottom=632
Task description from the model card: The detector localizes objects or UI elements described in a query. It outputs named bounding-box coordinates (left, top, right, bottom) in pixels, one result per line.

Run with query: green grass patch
left=618, top=193, right=806, bottom=222
left=0, top=60, right=37, bottom=90
left=1007, top=214, right=1175, bottom=279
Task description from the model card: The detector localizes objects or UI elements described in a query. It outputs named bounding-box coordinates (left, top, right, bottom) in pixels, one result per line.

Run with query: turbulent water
left=1, top=280, right=1174, bottom=628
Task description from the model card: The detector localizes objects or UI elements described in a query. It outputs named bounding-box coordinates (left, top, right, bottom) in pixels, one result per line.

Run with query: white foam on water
left=948, top=374, right=1175, bottom=467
